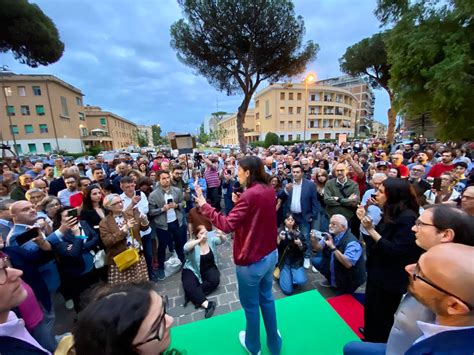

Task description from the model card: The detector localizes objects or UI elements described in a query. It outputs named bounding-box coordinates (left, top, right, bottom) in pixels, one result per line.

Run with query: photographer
left=310, top=214, right=365, bottom=294
left=276, top=213, right=307, bottom=295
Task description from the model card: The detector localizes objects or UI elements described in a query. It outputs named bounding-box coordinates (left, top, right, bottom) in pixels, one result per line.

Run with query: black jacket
left=277, top=227, right=306, bottom=268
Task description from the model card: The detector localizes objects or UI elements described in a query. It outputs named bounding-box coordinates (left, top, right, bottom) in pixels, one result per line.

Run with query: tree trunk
left=386, top=92, right=397, bottom=144
left=236, top=94, right=252, bottom=153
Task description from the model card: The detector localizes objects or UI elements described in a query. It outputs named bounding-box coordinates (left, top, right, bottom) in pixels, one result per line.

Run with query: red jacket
left=200, top=182, right=277, bottom=266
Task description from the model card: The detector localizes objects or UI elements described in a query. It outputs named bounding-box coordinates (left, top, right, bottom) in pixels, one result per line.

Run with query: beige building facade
left=217, top=83, right=357, bottom=145
left=217, top=109, right=255, bottom=146
left=1, top=73, right=85, bottom=154
left=83, top=106, right=138, bottom=150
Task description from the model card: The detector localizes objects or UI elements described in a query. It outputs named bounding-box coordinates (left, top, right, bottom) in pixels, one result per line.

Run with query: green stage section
left=170, top=290, right=360, bottom=355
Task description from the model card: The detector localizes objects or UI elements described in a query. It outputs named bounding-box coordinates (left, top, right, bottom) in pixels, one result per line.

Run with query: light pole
left=303, top=73, right=316, bottom=145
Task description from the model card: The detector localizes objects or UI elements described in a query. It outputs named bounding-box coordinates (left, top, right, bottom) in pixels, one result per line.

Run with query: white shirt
left=414, top=320, right=474, bottom=344
left=120, top=191, right=151, bottom=236
left=164, top=192, right=177, bottom=223
left=360, top=188, right=383, bottom=235
left=290, top=180, right=302, bottom=213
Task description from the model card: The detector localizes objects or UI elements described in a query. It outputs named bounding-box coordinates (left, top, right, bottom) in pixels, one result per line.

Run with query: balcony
left=81, top=128, right=113, bottom=141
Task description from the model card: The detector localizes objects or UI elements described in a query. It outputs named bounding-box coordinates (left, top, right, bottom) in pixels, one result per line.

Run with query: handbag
left=92, top=249, right=106, bottom=269
left=273, top=245, right=290, bottom=280
left=113, top=227, right=140, bottom=272
left=164, top=253, right=182, bottom=277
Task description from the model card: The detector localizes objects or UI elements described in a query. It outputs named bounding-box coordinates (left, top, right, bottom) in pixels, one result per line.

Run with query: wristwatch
left=330, top=248, right=337, bottom=253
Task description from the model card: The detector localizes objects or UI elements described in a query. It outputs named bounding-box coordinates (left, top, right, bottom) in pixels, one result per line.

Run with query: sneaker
left=311, top=266, right=319, bottom=273
left=303, top=258, right=310, bottom=269
left=239, top=331, right=261, bottom=355
left=149, top=272, right=158, bottom=282
left=65, top=300, right=74, bottom=310
left=319, top=279, right=333, bottom=288
left=204, top=301, right=216, bottom=318
left=157, top=268, right=165, bottom=281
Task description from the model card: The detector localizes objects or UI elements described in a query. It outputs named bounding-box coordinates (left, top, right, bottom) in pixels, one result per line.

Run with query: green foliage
left=384, top=0, right=474, bottom=140
left=249, top=141, right=265, bottom=148
left=0, top=0, right=64, bottom=67
left=170, top=0, right=318, bottom=151
left=263, top=132, right=280, bottom=148
left=151, top=125, right=164, bottom=146
left=198, top=123, right=209, bottom=144
left=136, top=130, right=148, bottom=147
left=87, top=145, right=103, bottom=157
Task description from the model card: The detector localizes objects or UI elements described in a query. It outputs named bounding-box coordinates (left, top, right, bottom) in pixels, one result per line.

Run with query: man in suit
left=284, top=164, right=319, bottom=269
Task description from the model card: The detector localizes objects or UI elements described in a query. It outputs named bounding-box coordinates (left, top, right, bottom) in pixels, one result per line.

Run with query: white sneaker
left=303, top=258, right=310, bottom=269
left=65, top=300, right=74, bottom=310
left=311, top=266, right=319, bottom=273
left=239, top=331, right=261, bottom=355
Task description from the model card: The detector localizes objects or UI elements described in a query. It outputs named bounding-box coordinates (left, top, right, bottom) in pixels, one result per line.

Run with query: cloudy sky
left=1, top=0, right=389, bottom=134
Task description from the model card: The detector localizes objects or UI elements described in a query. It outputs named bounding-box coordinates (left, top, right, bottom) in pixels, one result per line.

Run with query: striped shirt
left=204, top=164, right=221, bottom=188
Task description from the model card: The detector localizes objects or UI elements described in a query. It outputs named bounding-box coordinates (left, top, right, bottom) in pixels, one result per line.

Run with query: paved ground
left=55, top=236, right=344, bottom=334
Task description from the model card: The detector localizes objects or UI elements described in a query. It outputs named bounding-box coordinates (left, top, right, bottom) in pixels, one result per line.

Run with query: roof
left=0, top=73, right=83, bottom=95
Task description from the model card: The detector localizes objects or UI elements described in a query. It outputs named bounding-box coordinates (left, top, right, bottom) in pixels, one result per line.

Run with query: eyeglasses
left=415, top=219, right=436, bottom=228
left=134, top=295, right=168, bottom=347
left=0, top=256, right=12, bottom=285
left=47, top=203, right=60, bottom=208
left=110, top=200, right=123, bottom=206
left=411, top=169, right=424, bottom=173
left=412, top=263, right=472, bottom=310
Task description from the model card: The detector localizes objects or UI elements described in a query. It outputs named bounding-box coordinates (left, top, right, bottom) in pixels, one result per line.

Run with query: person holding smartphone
left=424, top=173, right=459, bottom=205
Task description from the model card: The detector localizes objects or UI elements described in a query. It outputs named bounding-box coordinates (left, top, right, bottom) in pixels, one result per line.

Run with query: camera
left=226, top=169, right=232, bottom=175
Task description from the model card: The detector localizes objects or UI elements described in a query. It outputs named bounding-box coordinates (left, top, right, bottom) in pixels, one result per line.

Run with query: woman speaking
left=195, top=156, right=282, bottom=355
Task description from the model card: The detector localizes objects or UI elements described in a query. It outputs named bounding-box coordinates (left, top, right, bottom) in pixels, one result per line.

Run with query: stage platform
left=170, top=290, right=360, bottom=354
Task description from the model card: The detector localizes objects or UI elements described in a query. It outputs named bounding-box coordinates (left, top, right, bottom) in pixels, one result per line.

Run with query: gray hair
left=25, top=188, right=45, bottom=200
left=332, top=214, right=348, bottom=230
left=103, top=193, right=121, bottom=208
left=372, top=173, right=388, bottom=181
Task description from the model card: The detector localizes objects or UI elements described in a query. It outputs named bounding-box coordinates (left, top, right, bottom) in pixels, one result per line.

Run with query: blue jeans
left=236, top=250, right=282, bottom=355
left=343, top=341, right=386, bottom=355
left=141, top=233, right=155, bottom=279
left=30, top=306, right=57, bottom=352
left=293, top=214, right=311, bottom=258
left=279, top=264, right=307, bottom=295
left=312, top=209, right=329, bottom=232
left=156, top=221, right=186, bottom=270
left=311, top=253, right=323, bottom=270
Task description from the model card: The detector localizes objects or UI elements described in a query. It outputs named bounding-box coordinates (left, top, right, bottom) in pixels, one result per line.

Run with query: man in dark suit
left=284, top=164, right=319, bottom=269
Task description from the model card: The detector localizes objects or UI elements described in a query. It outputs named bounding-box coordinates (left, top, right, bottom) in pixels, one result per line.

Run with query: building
left=317, top=75, right=375, bottom=136
left=137, top=125, right=153, bottom=146
left=217, top=109, right=255, bottom=146
left=0, top=72, right=85, bottom=154
left=217, top=82, right=357, bottom=145
left=82, top=106, right=138, bottom=150
left=372, top=120, right=387, bottom=138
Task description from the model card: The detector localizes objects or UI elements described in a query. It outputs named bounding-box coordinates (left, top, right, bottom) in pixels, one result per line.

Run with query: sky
left=1, top=0, right=390, bottom=134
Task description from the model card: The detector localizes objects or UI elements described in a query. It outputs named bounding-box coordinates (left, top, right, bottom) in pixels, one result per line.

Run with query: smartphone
left=135, top=190, right=141, bottom=196
left=226, top=169, right=232, bottom=175
left=272, top=161, right=277, bottom=169
left=166, top=198, right=173, bottom=204
left=67, top=209, right=78, bottom=218
left=16, top=228, right=39, bottom=246
left=371, top=193, right=377, bottom=200
left=433, top=177, right=442, bottom=191
left=342, top=148, right=348, bottom=154
left=286, top=177, right=293, bottom=184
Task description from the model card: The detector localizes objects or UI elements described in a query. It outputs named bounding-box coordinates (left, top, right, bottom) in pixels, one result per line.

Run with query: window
left=335, top=133, right=340, bottom=140
left=280, top=92, right=285, bottom=100
left=297, top=93, right=302, bottom=100
left=279, top=107, right=285, bottom=114
left=39, top=124, right=48, bottom=133
left=24, top=124, right=34, bottom=134
left=288, top=107, right=293, bottom=114
left=296, top=134, right=301, bottom=140
left=6, top=106, right=15, bottom=116
left=309, top=107, right=315, bottom=115
left=3, top=87, right=12, bottom=96
left=35, top=105, right=45, bottom=115
left=79, top=112, right=85, bottom=121
left=296, top=120, right=301, bottom=128
left=324, top=133, right=331, bottom=139
left=100, top=117, right=107, bottom=126
left=255, top=100, right=259, bottom=108
left=288, top=134, right=293, bottom=141
left=43, top=143, right=52, bottom=153
left=80, top=127, right=88, bottom=137
left=297, top=107, right=301, bottom=114
left=15, top=144, right=23, bottom=155
left=280, top=135, right=285, bottom=141
left=10, top=125, right=19, bottom=134
left=288, top=121, right=293, bottom=129
left=18, top=86, right=26, bottom=97
left=280, top=121, right=285, bottom=129
left=60, top=96, right=69, bottom=117
left=21, top=105, right=30, bottom=116
left=32, top=86, right=42, bottom=96
left=288, top=93, right=294, bottom=100
left=265, top=100, right=270, bottom=117
left=76, top=96, right=83, bottom=106
left=255, top=112, right=259, bottom=120
left=28, top=143, right=37, bottom=154
left=310, top=94, right=316, bottom=101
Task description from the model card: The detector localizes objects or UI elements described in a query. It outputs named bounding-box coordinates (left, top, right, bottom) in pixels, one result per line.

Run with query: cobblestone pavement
left=55, top=237, right=352, bottom=333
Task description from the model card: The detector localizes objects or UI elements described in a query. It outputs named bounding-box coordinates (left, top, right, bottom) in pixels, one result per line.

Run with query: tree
left=170, top=0, right=318, bottom=152
left=136, top=130, right=148, bottom=147
left=264, top=132, right=280, bottom=148
left=151, top=124, right=163, bottom=146
left=198, top=123, right=209, bottom=144
left=0, top=0, right=64, bottom=67
left=376, top=0, right=474, bottom=140
left=339, top=32, right=397, bottom=144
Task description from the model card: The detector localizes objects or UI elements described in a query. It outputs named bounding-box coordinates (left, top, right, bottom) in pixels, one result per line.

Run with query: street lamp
left=303, top=73, right=316, bottom=145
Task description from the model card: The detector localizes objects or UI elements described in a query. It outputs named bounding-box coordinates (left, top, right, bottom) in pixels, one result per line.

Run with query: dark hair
left=120, top=176, right=134, bottom=185
left=82, top=184, right=103, bottom=211
left=73, top=283, right=154, bottom=355
left=269, top=175, right=282, bottom=189
left=52, top=206, right=74, bottom=230
left=424, top=204, right=474, bottom=246
left=382, top=178, right=420, bottom=223
left=172, top=164, right=183, bottom=172
left=78, top=177, right=91, bottom=186
left=157, top=170, right=170, bottom=180
left=454, top=162, right=468, bottom=169
left=238, top=156, right=268, bottom=186
left=317, top=159, right=330, bottom=171
left=92, top=167, right=104, bottom=174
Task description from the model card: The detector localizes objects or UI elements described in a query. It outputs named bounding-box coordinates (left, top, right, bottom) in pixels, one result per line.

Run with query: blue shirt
left=320, top=231, right=363, bottom=287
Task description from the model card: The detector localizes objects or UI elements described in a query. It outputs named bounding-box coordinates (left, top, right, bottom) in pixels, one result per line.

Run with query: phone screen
left=16, top=228, right=39, bottom=246
left=433, top=178, right=442, bottom=191
left=166, top=198, right=173, bottom=204
left=135, top=190, right=141, bottom=196
left=67, top=209, right=78, bottom=218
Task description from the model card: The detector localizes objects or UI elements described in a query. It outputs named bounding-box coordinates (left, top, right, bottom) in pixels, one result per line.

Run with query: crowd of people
left=0, top=138, right=473, bottom=354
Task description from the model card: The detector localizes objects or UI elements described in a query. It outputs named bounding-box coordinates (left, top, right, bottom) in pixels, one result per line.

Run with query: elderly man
left=310, top=214, right=365, bottom=293
left=30, top=179, right=48, bottom=196
left=25, top=162, right=44, bottom=179
left=10, top=174, right=33, bottom=201
left=0, top=200, right=14, bottom=241
left=25, top=188, right=46, bottom=209
left=324, top=163, right=360, bottom=222
left=390, top=153, right=409, bottom=178
left=408, top=164, right=431, bottom=203
left=408, top=152, right=432, bottom=177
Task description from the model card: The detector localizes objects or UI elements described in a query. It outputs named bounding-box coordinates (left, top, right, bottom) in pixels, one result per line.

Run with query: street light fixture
left=303, top=72, right=316, bottom=145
